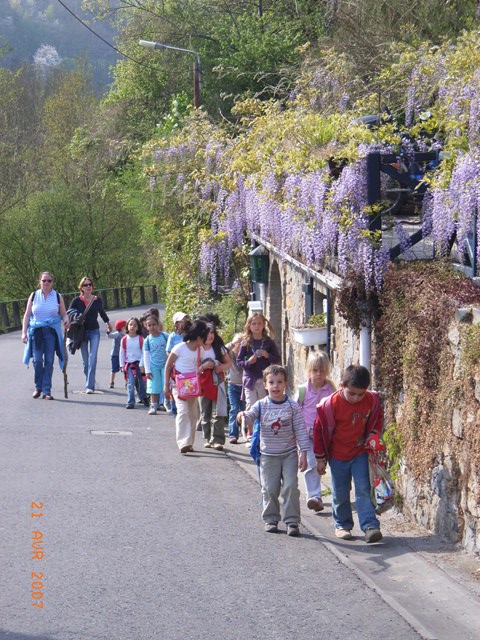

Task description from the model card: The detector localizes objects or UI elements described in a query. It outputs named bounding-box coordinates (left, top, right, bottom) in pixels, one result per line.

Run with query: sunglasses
left=41, top=279, right=52, bottom=283
left=83, top=283, right=93, bottom=287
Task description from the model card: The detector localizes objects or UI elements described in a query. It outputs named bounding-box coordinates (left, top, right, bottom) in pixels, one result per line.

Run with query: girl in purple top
left=237, top=312, right=280, bottom=441
left=295, top=351, right=335, bottom=512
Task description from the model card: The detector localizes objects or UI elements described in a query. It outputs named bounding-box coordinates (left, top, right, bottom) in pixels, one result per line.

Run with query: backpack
left=121, top=334, right=144, bottom=359
left=296, top=384, right=306, bottom=406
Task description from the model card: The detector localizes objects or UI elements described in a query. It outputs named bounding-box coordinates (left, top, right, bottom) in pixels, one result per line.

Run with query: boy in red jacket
left=314, top=365, right=383, bottom=543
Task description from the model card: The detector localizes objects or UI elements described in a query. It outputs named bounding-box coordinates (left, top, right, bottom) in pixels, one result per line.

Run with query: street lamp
left=139, top=39, right=201, bottom=109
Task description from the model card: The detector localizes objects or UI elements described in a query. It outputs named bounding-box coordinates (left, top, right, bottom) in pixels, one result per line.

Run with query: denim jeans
left=329, top=453, right=380, bottom=532
left=32, top=326, right=56, bottom=395
left=80, top=329, right=100, bottom=391
left=127, top=364, right=146, bottom=406
left=227, top=383, right=245, bottom=439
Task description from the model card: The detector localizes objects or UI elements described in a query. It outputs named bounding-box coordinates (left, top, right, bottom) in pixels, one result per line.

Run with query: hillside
left=0, top=0, right=118, bottom=92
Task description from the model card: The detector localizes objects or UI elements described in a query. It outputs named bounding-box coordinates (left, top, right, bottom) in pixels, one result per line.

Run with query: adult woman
left=164, top=319, right=210, bottom=454
left=22, top=272, right=69, bottom=400
left=68, top=276, right=112, bottom=393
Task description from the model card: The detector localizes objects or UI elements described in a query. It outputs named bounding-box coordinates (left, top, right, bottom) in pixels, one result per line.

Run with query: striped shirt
left=244, top=396, right=310, bottom=456
left=31, top=289, right=59, bottom=323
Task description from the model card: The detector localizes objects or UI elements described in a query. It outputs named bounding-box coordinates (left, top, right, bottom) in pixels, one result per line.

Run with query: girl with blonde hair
left=237, top=312, right=281, bottom=441
left=295, top=350, right=335, bottom=512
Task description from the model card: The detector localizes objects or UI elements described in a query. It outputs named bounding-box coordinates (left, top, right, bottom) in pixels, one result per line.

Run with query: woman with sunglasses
left=68, top=277, right=112, bottom=393
left=22, top=272, right=69, bottom=400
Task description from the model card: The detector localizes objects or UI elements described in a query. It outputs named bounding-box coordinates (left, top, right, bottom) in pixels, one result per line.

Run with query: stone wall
left=264, top=255, right=359, bottom=394
left=392, top=310, right=480, bottom=554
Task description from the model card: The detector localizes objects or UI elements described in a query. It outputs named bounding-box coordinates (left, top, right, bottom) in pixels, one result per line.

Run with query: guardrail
left=0, top=285, right=158, bottom=332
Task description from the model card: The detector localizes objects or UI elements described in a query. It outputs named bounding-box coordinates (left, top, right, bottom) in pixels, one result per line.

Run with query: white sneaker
left=148, top=407, right=157, bottom=415
left=86, top=388, right=94, bottom=394
left=335, top=528, right=353, bottom=540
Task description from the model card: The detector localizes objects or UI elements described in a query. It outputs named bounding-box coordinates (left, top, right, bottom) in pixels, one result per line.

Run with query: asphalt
left=1, top=304, right=479, bottom=639
left=228, top=444, right=480, bottom=640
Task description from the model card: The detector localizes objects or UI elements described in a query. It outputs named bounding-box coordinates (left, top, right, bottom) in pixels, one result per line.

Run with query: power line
left=54, top=0, right=157, bottom=70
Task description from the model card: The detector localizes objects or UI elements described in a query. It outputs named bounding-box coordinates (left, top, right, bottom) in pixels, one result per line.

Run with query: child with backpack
left=120, top=317, right=148, bottom=409
left=143, top=315, right=169, bottom=415
left=295, top=351, right=335, bottom=513
left=314, top=364, right=384, bottom=543
left=237, top=364, right=309, bottom=537
left=107, top=319, right=127, bottom=389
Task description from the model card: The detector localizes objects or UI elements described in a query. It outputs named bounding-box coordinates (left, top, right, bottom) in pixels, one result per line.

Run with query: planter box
left=291, top=326, right=328, bottom=346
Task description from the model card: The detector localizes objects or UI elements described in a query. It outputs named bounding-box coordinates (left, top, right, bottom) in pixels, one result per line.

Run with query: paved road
left=0, top=306, right=478, bottom=640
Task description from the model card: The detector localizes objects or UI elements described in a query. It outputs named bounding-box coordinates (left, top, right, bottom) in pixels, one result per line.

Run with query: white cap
left=172, top=311, right=187, bottom=324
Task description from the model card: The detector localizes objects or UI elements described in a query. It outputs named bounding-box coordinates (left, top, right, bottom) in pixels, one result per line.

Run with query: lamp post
left=139, top=39, right=201, bottom=109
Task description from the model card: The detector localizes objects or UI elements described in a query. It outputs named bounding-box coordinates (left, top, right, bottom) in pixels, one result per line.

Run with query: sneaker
left=126, top=404, right=134, bottom=409
left=244, top=441, right=251, bottom=448
left=264, top=522, right=278, bottom=533
left=212, top=443, right=224, bottom=451
left=335, top=528, right=353, bottom=540
left=307, top=497, right=324, bottom=512
left=165, top=408, right=173, bottom=415
left=365, top=528, right=383, bottom=543
left=148, top=407, right=157, bottom=415
left=157, top=405, right=167, bottom=412
left=180, top=445, right=190, bottom=454
left=109, top=382, right=114, bottom=389
left=32, top=390, right=41, bottom=399
left=229, top=437, right=238, bottom=444
left=187, top=445, right=194, bottom=452
left=287, top=524, right=300, bottom=537
left=203, top=443, right=212, bottom=448
left=86, top=388, right=94, bottom=394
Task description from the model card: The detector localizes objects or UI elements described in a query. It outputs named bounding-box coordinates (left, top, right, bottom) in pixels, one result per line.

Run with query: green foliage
left=382, top=423, right=403, bottom=482
left=0, top=182, right=146, bottom=299
left=461, top=324, right=480, bottom=372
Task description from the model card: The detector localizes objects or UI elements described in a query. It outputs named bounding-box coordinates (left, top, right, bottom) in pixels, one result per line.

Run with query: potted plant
left=291, top=313, right=328, bottom=347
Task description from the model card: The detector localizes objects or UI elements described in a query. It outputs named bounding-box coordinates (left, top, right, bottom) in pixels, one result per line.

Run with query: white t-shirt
left=172, top=342, right=201, bottom=373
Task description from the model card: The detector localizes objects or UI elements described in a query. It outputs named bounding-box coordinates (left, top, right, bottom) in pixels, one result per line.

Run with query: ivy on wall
left=375, top=261, right=480, bottom=481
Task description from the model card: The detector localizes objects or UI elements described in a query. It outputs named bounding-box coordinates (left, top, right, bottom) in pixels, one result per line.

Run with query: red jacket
left=313, top=390, right=383, bottom=461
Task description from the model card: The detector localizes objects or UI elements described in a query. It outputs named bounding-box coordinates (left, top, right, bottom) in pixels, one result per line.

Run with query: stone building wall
left=264, top=254, right=359, bottom=393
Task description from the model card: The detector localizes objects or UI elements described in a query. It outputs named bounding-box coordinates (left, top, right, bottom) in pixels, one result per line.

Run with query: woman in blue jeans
left=68, top=276, right=112, bottom=393
left=22, top=272, right=69, bottom=400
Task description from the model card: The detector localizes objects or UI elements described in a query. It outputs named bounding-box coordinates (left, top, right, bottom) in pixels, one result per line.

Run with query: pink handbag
left=175, top=348, right=201, bottom=400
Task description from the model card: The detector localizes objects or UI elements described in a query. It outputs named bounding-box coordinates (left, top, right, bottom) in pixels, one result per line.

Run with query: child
left=295, top=351, right=335, bottom=512
left=225, top=333, right=246, bottom=444
left=199, top=323, right=230, bottom=450
left=314, top=364, right=383, bottom=543
left=237, top=364, right=309, bottom=537
left=120, top=317, right=148, bottom=409
left=143, top=315, right=169, bottom=415
left=164, top=319, right=210, bottom=454
left=166, top=312, right=190, bottom=415
left=107, top=319, right=126, bottom=388
left=237, top=312, right=280, bottom=443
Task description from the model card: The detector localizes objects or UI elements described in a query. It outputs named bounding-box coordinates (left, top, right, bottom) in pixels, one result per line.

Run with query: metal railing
left=0, top=285, right=158, bottom=332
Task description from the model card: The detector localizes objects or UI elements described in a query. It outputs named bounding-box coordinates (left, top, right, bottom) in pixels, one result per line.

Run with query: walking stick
left=63, top=329, right=68, bottom=399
